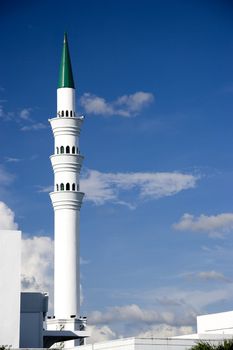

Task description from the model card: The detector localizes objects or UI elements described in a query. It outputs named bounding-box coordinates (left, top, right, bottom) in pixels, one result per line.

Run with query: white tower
left=47, top=33, right=87, bottom=347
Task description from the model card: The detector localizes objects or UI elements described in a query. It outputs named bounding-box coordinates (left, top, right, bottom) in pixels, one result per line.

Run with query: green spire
left=58, top=33, right=75, bottom=88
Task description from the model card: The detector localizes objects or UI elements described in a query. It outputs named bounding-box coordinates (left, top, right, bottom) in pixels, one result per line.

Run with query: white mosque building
left=0, top=34, right=233, bottom=349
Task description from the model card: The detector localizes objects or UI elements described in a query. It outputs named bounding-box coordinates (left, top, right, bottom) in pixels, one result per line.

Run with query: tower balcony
left=50, top=191, right=84, bottom=211
left=50, top=154, right=84, bottom=173
left=49, top=116, right=84, bottom=137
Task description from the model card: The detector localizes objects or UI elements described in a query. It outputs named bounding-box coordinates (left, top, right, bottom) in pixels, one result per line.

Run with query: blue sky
left=1, top=0, right=233, bottom=342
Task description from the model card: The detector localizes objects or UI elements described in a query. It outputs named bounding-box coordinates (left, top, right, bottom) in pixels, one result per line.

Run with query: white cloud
left=37, top=185, right=53, bottom=193
left=85, top=279, right=233, bottom=342
left=19, top=108, right=32, bottom=120
left=173, top=212, right=233, bottom=238
left=5, top=157, right=22, bottom=163
left=87, top=325, right=116, bottom=344
left=86, top=303, right=197, bottom=342
left=86, top=282, right=233, bottom=343
left=137, top=286, right=232, bottom=312
left=21, top=235, right=54, bottom=311
left=0, top=165, right=14, bottom=186
left=80, top=257, right=91, bottom=265
left=183, top=270, right=231, bottom=283
left=0, top=105, right=5, bottom=118
left=116, top=91, right=154, bottom=113
left=21, top=122, right=47, bottom=131
left=81, top=170, right=116, bottom=204
left=89, top=304, right=175, bottom=325
left=80, top=94, right=114, bottom=116
left=197, top=271, right=231, bottom=282
left=37, top=169, right=198, bottom=206
left=137, top=324, right=194, bottom=338
left=0, top=104, right=14, bottom=121
left=86, top=322, right=194, bottom=344
left=0, top=201, right=18, bottom=230
left=0, top=102, right=46, bottom=131
left=81, top=169, right=198, bottom=206
left=80, top=91, right=154, bottom=117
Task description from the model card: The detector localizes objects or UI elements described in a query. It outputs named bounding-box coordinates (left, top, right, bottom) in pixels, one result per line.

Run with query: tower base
left=46, top=317, right=89, bottom=348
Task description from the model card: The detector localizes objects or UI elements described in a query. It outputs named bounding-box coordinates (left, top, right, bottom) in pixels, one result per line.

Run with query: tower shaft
left=50, top=91, right=84, bottom=319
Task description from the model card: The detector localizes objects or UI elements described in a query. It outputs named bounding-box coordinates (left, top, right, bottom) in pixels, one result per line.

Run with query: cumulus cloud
left=86, top=281, right=233, bottom=343
left=37, top=169, right=198, bottom=207
left=0, top=105, right=6, bottom=119
left=85, top=281, right=233, bottom=343
left=19, top=108, right=32, bottom=120
left=87, top=325, right=116, bottom=344
left=86, top=303, right=197, bottom=343
left=173, top=212, right=233, bottom=238
left=37, top=185, right=53, bottom=193
left=87, top=323, right=194, bottom=344
left=80, top=91, right=154, bottom=117
left=81, top=169, right=198, bottom=206
left=0, top=102, right=47, bottom=132
left=5, top=157, right=22, bottom=163
left=197, top=271, right=231, bottom=282
left=137, top=324, right=195, bottom=338
left=0, top=201, right=18, bottom=229
left=80, top=94, right=114, bottom=116
left=151, top=286, right=231, bottom=311
left=21, top=236, right=54, bottom=310
left=0, top=104, right=14, bottom=121
left=183, top=270, right=231, bottom=283
left=0, top=104, right=29, bottom=124
left=19, top=108, right=47, bottom=131
left=89, top=304, right=174, bottom=325
left=0, top=165, right=14, bottom=186
left=21, top=122, right=47, bottom=131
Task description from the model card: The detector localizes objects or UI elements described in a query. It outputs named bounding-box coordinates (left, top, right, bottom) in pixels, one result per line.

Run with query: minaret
left=47, top=33, right=87, bottom=347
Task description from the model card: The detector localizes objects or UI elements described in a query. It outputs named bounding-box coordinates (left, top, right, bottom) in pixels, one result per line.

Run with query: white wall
left=197, top=311, right=233, bottom=334
left=0, top=230, right=21, bottom=348
left=80, top=337, right=192, bottom=350
left=79, top=337, right=229, bottom=350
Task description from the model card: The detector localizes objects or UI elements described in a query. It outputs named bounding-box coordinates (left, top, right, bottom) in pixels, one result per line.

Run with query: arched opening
left=77, top=147, right=79, bottom=154
left=56, top=184, right=59, bottom=191
left=70, top=111, right=72, bottom=117
left=72, top=183, right=75, bottom=191
left=61, top=111, right=64, bottom=117
left=72, top=146, right=75, bottom=154
left=60, top=183, right=64, bottom=191
left=77, top=184, right=80, bottom=191
left=66, top=146, right=70, bottom=154
left=66, top=110, right=69, bottom=117
left=56, top=147, right=59, bottom=154
left=60, top=146, right=64, bottom=154
left=66, top=183, right=70, bottom=191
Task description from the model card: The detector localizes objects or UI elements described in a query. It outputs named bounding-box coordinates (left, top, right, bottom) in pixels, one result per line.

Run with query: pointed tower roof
left=58, top=33, right=75, bottom=88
